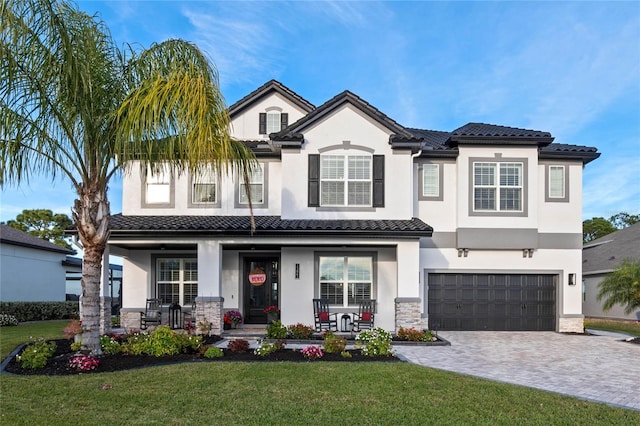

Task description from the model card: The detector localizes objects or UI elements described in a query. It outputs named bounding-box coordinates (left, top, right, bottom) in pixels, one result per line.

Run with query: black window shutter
left=280, top=113, right=288, bottom=130
left=259, top=113, right=266, bottom=134
left=372, top=155, right=385, bottom=207
left=308, top=154, right=320, bottom=207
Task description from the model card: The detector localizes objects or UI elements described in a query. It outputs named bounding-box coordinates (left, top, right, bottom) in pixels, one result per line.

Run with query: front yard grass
left=1, top=321, right=638, bottom=425
left=585, top=318, right=640, bottom=336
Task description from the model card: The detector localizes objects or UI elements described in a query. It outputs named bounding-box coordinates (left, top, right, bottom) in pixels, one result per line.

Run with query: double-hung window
left=192, top=167, right=217, bottom=204
left=422, top=164, right=440, bottom=197
left=473, top=162, right=523, bottom=212
left=145, top=165, right=171, bottom=205
left=239, top=164, right=264, bottom=204
left=548, top=165, right=565, bottom=199
left=319, top=256, right=372, bottom=307
left=156, top=258, right=198, bottom=306
left=320, top=155, right=372, bottom=206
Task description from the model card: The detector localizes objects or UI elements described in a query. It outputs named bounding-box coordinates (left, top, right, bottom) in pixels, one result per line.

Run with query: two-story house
left=106, top=80, right=599, bottom=334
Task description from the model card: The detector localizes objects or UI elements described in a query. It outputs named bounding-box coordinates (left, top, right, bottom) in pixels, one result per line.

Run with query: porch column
left=99, top=247, right=112, bottom=335
left=394, top=240, right=422, bottom=331
left=197, top=241, right=224, bottom=335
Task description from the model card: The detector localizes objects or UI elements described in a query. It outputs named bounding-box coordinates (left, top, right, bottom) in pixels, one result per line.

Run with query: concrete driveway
left=393, top=331, right=640, bottom=411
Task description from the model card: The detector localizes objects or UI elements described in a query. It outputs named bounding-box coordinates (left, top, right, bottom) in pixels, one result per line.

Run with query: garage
left=427, top=273, right=556, bottom=331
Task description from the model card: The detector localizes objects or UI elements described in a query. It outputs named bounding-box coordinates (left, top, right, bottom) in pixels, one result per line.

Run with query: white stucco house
left=0, top=224, right=74, bottom=302
left=105, top=80, right=600, bottom=334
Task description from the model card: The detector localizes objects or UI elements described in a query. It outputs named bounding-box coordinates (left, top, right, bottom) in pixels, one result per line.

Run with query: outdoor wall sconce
left=457, top=248, right=469, bottom=258
left=295, top=263, right=300, bottom=279
left=522, top=249, right=534, bottom=258
left=568, top=273, right=576, bottom=286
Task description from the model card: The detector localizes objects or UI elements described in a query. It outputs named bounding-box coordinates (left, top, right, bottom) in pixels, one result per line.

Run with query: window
left=192, top=167, right=217, bottom=204
left=546, top=164, right=569, bottom=202
left=319, top=256, right=372, bottom=307
left=259, top=112, right=288, bottom=134
left=156, top=258, right=197, bottom=306
left=473, top=162, right=523, bottom=212
left=145, top=165, right=172, bottom=205
left=266, top=112, right=280, bottom=134
left=239, top=164, right=264, bottom=204
left=320, top=155, right=372, bottom=206
left=422, top=164, right=439, bottom=197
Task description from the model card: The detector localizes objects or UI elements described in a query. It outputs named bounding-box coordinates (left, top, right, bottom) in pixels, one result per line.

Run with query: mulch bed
left=3, top=337, right=401, bottom=376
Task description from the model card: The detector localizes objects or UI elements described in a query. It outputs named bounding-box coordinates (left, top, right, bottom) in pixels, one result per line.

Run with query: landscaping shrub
left=68, top=355, right=100, bottom=371
left=0, top=313, right=19, bottom=326
left=266, top=320, right=287, bottom=339
left=99, top=334, right=123, bottom=355
left=227, top=339, right=250, bottom=353
left=178, top=333, right=203, bottom=353
left=123, top=326, right=184, bottom=357
left=254, top=338, right=285, bottom=357
left=397, top=327, right=436, bottom=342
left=0, top=301, right=79, bottom=322
left=301, top=345, right=324, bottom=360
left=287, top=323, right=315, bottom=339
left=17, top=338, right=56, bottom=369
left=63, top=319, right=82, bottom=339
left=204, top=346, right=224, bottom=358
left=322, top=331, right=347, bottom=353
left=356, top=327, right=394, bottom=357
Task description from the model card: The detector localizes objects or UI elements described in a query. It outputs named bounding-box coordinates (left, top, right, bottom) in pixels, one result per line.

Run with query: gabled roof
left=449, top=122, right=554, bottom=146
left=583, top=222, right=640, bottom=274
left=0, top=224, right=73, bottom=254
left=271, top=90, right=422, bottom=151
left=108, top=214, right=432, bottom=239
left=228, top=80, right=315, bottom=118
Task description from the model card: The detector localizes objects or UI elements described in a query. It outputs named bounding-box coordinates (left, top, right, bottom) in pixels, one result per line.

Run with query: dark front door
left=243, top=256, right=279, bottom=324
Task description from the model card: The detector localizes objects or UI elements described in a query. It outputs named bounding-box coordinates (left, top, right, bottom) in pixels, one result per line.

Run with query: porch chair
left=352, top=299, right=376, bottom=332
left=313, top=298, right=338, bottom=332
left=140, top=298, right=162, bottom=330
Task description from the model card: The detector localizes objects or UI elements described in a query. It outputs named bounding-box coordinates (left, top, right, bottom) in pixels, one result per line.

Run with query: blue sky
left=1, top=0, right=638, bottom=223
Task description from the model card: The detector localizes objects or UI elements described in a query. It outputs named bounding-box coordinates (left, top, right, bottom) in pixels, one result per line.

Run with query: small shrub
left=287, top=323, right=315, bottom=339
left=204, top=346, right=224, bottom=358
left=356, top=327, right=394, bottom=357
left=198, top=319, right=212, bottom=335
left=99, top=335, right=122, bottom=355
left=0, top=313, right=19, bottom=326
left=63, top=319, right=82, bottom=340
left=301, top=345, right=324, bottom=360
left=178, top=334, right=203, bottom=353
left=323, top=331, right=347, bottom=353
left=397, top=327, right=436, bottom=342
left=266, top=320, right=287, bottom=339
left=340, top=351, right=352, bottom=358
left=123, top=326, right=185, bottom=357
left=70, top=340, right=82, bottom=352
left=228, top=339, right=250, bottom=353
left=111, top=316, right=120, bottom=327
left=68, top=355, right=100, bottom=371
left=17, top=338, right=56, bottom=369
left=254, top=339, right=278, bottom=357
left=0, top=301, right=79, bottom=322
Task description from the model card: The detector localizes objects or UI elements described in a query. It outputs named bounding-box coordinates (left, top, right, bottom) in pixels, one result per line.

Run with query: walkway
left=393, top=331, right=640, bottom=411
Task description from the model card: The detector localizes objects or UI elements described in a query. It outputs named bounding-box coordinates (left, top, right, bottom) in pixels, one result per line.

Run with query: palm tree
left=1, top=0, right=255, bottom=354
left=597, top=259, right=640, bottom=315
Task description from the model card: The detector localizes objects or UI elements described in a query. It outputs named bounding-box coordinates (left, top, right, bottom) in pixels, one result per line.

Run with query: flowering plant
left=224, top=310, right=242, bottom=324
left=68, top=355, right=100, bottom=371
left=263, top=305, right=280, bottom=314
left=301, top=345, right=324, bottom=361
left=63, top=319, right=82, bottom=340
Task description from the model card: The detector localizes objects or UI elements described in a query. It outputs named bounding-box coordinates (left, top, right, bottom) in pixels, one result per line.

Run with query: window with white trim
left=320, top=155, right=372, bottom=206
left=266, top=112, right=281, bottom=134
left=473, top=162, right=523, bottom=211
left=239, top=164, right=264, bottom=204
left=319, top=256, right=372, bottom=307
left=548, top=165, right=565, bottom=199
left=156, top=258, right=198, bottom=306
left=145, top=165, right=171, bottom=204
left=192, top=167, right=217, bottom=204
left=422, top=164, right=440, bottom=197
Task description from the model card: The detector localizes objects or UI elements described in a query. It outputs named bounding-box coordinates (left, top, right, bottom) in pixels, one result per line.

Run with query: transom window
left=422, top=164, right=440, bottom=197
left=156, top=258, right=197, bottom=306
left=192, top=167, right=217, bottom=204
left=239, top=164, right=264, bottom=204
left=473, top=162, right=523, bottom=211
left=320, top=155, right=372, bottom=206
left=548, top=165, right=565, bottom=198
left=145, top=165, right=171, bottom=204
left=319, top=256, right=372, bottom=307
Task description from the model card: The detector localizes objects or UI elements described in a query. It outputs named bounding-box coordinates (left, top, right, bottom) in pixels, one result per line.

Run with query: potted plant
left=225, top=310, right=242, bottom=328
left=264, top=305, right=280, bottom=323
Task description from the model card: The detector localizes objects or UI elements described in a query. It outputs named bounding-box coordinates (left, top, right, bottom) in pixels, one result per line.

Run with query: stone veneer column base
left=395, top=297, right=422, bottom=331
left=120, top=309, right=142, bottom=332
left=99, top=296, right=112, bottom=335
left=559, top=315, right=584, bottom=333
left=197, top=296, right=224, bottom=335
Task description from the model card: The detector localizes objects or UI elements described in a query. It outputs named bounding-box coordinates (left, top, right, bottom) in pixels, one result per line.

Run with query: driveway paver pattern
left=393, top=331, right=640, bottom=411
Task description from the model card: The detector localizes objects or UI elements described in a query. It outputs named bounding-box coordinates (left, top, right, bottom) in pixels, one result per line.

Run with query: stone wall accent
left=99, top=296, right=112, bottom=335
left=120, top=309, right=142, bottom=332
left=395, top=297, right=422, bottom=331
left=196, top=296, right=224, bottom=335
left=559, top=315, right=584, bottom=333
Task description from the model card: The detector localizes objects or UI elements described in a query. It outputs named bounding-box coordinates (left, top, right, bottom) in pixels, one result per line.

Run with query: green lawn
left=1, top=322, right=639, bottom=425
left=585, top=318, right=640, bottom=337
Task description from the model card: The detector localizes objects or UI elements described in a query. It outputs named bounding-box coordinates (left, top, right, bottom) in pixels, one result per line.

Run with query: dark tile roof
left=0, top=224, right=73, bottom=254
left=452, top=122, right=552, bottom=138
left=108, top=215, right=432, bottom=238
left=583, top=222, right=640, bottom=274
left=228, top=80, right=315, bottom=118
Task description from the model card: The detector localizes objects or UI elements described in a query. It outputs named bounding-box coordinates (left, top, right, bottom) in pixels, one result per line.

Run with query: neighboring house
left=583, top=222, right=640, bottom=321
left=63, top=256, right=123, bottom=315
left=108, top=80, right=600, bottom=333
left=0, top=224, right=73, bottom=302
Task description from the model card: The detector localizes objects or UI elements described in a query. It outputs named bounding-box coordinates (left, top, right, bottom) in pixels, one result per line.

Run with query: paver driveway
left=394, top=331, right=640, bottom=411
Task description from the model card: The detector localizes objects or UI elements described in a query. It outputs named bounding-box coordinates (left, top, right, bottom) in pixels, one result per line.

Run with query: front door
left=243, top=256, right=279, bottom=324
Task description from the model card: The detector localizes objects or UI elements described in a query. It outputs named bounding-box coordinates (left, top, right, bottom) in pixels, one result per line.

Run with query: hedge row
left=0, top=301, right=79, bottom=322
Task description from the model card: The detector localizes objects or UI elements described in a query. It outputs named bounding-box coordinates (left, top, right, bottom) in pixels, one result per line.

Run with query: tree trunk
left=73, top=183, right=110, bottom=355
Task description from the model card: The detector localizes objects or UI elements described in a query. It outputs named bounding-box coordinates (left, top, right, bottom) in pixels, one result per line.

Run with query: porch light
left=169, top=303, right=182, bottom=329
left=341, top=314, right=351, bottom=332
left=568, top=273, right=576, bottom=286
left=295, top=263, right=300, bottom=279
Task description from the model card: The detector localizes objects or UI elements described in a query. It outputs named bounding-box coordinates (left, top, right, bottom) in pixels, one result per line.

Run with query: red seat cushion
left=361, top=312, right=371, bottom=321
left=319, top=311, right=329, bottom=321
